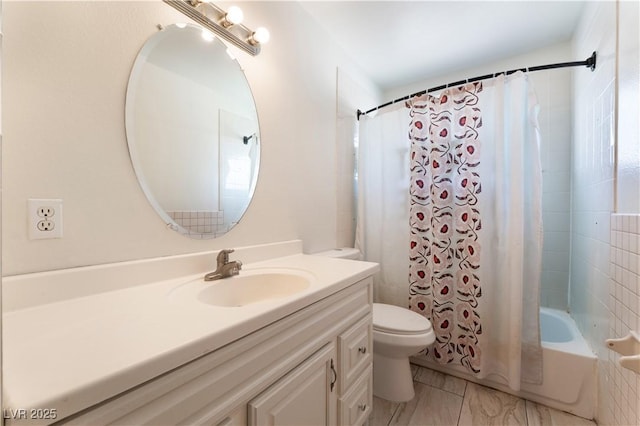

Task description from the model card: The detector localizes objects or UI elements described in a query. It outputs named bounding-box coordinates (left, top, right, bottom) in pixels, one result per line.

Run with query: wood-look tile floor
left=370, top=364, right=597, bottom=426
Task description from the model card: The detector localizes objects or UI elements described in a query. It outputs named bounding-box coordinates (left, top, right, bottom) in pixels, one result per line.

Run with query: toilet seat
left=373, top=303, right=432, bottom=335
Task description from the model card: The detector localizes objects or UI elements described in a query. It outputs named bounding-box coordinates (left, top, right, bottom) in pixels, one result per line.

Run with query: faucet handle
left=216, top=249, right=234, bottom=265
left=230, top=260, right=242, bottom=276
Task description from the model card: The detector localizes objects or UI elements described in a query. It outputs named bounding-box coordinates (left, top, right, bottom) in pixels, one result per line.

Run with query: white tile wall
left=535, top=65, right=573, bottom=311
left=167, top=210, right=226, bottom=236
left=608, top=214, right=640, bottom=426
left=570, top=1, right=616, bottom=423
left=571, top=1, right=640, bottom=425
left=616, top=0, right=640, bottom=214
left=570, top=0, right=616, bottom=345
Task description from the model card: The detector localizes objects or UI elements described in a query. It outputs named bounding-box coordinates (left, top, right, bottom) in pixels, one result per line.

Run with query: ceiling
left=299, top=1, right=586, bottom=91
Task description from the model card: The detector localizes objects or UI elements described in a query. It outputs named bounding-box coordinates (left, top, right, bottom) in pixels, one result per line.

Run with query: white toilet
left=315, top=248, right=436, bottom=402
left=372, top=303, right=435, bottom=401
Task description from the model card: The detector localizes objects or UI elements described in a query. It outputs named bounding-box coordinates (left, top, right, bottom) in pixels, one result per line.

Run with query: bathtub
left=518, top=308, right=597, bottom=419
left=412, top=307, right=597, bottom=419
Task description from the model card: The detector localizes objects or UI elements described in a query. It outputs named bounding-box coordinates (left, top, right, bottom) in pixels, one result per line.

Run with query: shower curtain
left=355, top=104, right=410, bottom=299
left=358, top=72, right=543, bottom=390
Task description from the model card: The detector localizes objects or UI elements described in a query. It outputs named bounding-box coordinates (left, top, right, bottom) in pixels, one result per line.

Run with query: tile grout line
left=413, top=380, right=468, bottom=398
left=387, top=403, right=401, bottom=426
left=456, top=380, right=468, bottom=425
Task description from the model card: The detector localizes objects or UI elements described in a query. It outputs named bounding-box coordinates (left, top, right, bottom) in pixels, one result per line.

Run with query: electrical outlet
left=28, top=199, right=63, bottom=240
left=37, top=206, right=56, bottom=218
left=37, top=220, right=55, bottom=231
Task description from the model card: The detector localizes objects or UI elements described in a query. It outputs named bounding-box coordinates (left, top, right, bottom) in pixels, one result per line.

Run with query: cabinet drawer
left=338, top=314, right=372, bottom=393
left=211, top=406, right=246, bottom=426
left=338, top=366, right=372, bottom=426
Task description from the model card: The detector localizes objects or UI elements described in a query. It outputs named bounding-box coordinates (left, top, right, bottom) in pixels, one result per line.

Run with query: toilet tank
left=314, top=248, right=361, bottom=260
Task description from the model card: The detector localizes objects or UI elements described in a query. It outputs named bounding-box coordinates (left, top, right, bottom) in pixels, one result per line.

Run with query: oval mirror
left=125, top=23, right=260, bottom=239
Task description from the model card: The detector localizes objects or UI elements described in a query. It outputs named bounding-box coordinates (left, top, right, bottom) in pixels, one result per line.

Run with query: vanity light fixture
left=163, top=0, right=268, bottom=56
left=249, top=27, right=270, bottom=46
left=222, top=6, right=243, bottom=27
left=201, top=28, right=215, bottom=42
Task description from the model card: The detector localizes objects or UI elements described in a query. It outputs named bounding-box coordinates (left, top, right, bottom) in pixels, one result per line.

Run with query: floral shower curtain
left=407, top=73, right=543, bottom=389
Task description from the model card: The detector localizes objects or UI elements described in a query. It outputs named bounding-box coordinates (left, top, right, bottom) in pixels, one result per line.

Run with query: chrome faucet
left=204, top=249, right=243, bottom=281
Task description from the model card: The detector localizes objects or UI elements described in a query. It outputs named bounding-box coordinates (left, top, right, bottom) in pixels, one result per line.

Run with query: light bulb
left=175, top=22, right=187, bottom=28
left=224, top=6, right=244, bottom=26
left=201, top=28, right=214, bottom=42
left=251, top=27, right=270, bottom=45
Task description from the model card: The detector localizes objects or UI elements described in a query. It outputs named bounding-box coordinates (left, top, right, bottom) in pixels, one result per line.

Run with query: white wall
left=616, top=0, right=640, bottom=213
left=570, top=1, right=640, bottom=424
left=1, top=1, right=379, bottom=275
left=378, top=42, right=575, bottom=310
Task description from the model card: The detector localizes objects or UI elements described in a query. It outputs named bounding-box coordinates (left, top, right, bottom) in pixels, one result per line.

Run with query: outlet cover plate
left=28, top=199, right=63, bottom=240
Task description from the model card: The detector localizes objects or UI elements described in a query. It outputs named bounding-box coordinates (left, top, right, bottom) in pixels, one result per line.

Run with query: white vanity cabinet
left=58, top=277, right=373, bottom=426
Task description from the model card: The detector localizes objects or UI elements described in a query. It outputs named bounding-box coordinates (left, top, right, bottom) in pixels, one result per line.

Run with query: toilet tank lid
left=373, top=303, right=433, bottom=334
left=313, top=248, right=360, bottom=260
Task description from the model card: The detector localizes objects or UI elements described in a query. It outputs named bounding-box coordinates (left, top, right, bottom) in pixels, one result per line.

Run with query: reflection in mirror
left=126, top=23, right=260, bottom=239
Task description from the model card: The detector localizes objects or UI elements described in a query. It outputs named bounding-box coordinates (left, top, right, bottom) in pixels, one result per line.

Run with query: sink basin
left=170, top=268, right=315, bottom=308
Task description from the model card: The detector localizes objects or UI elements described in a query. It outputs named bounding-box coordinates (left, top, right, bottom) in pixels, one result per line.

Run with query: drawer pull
left=330, top=359, right=337, bottom=392
left=358, top=403, right=368, bottom=412
left=358, top=346, right=367, bottom=354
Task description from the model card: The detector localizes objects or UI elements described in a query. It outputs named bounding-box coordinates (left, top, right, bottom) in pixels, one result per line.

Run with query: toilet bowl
left=372, top=303, right=435, bottom=402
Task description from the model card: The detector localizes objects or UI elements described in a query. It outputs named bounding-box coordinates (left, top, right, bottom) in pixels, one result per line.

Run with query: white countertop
left=2, top=253, right=378, bottom=423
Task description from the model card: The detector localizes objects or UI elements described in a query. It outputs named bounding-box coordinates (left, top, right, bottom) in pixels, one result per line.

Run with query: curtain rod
left=356, top=51, right=596, bottom=120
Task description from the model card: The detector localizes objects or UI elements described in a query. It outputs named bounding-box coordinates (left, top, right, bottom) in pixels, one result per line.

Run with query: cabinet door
left=248, top=343, right=337, bottom=426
